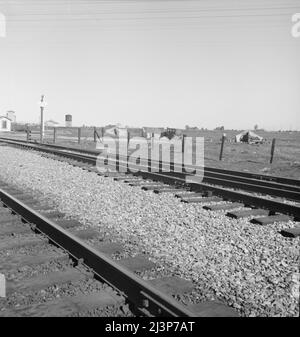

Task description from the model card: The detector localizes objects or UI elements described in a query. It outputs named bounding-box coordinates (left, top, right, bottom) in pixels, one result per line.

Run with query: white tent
left=235, top=130, right=263, bottom=144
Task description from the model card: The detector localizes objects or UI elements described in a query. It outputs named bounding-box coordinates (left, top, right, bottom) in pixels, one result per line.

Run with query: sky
left=0, top=0, right=299, bottom=130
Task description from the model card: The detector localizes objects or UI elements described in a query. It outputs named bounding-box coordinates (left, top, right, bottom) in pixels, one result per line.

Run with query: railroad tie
left=54, top=219, right=82, bottom=229
left=104, top=172, right=126, bottom=178
left=73, top=162, right=87, bottom=168
left=175, top=192, right=202, bottom=198
left=29, top=203, right=55, bottom=211
left=4, top=192, right=27, bottom=199
left=154, top=188, right=189, bottom=194
left=128, top=181, right=152, bottom=186
left=141, top=184, right=168, bottom=191
left=0, top=208, right=12, bottom=215
left=12, top=197, right=38, bottom=207
left=187, top=301, right=238, bottom=317
left=227, top=209, right=270, bottom=219
left=147, top=276, right=194, bottom=296
left=0, top=213, right=21, bottom=224
left=0, top=212, right=20, bottom=225
left=181, top=196, right=223, bottom=204
left=94, top=242, right=124, bottom=255
left=0, top=252, right=69, bottom=272
left=0, top=223, right=32, bottom=236
left=6, top=269, right=89, bottom=296
left=40, top=211, right=66, bottom=220
left=203, top=202, right=244, bottom=211
left=251, top=215, right=291, bottom=225
left=0, top=187, right=22, bottom=194
left=0, top=237, right=48, bottom=251
left=1, top=291, right=124, bottom=317
left=71, top=229, right=100, bottom=240
left=123, top=178, right=144, bottom=183
left=113, top=176, right=136, bottom=182
left=117, top=254, right=157, bottom=272
left=87, top=167, right=99, bottom=173
left=280, top=227, right=300, bottom=238
left=5, top=197, right=51, bottom=211
left=147, top=277, right=239, bottom=317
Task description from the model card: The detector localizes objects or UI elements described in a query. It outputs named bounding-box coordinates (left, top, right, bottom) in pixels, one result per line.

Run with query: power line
left=3, top=6, right=300, bottom=14
left=4, top=13, right=296, bottom=22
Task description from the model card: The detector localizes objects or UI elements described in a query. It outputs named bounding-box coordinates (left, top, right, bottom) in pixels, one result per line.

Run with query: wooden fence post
left=53, top=127, right=56, bottom=144
left=78, top=127, right=81, bottom=144
left=270, top=138, right=276, bottom=164
left=182, top=135, right=186, bottom=172
left=127, top=132, right=131, bottom=146
left=26, top=127, right=30, bottom=142
left=94, top=127, right=97, bottom=142
left=219, top=134, right=226, bottom=161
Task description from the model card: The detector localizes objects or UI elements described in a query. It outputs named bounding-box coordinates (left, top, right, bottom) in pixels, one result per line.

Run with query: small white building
left=0, top=116, right=11, bottom=132
left=6, top=111, right=16, bottom=123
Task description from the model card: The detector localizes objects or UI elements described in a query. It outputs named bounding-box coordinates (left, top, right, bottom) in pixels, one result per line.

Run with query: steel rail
left=136, top=171, right=300, bottom=219
left=0, top=136, right=299, bottom=188
left=1, top=138, right=300, bottom=217
left=0, top=188, right=196, bottom=317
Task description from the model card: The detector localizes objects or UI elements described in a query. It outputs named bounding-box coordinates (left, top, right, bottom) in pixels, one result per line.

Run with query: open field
left=1, top=129, right=299, bottom=179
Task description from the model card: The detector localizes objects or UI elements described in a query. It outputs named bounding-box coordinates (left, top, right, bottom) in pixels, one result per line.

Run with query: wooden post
left=127, top=132, right=130, bottom=146
left=78, top=127, right=81, bottom=144
left=53, top=127, right=56, bottom=144
left=219, top=134, right=226, bottom=161
left=94, top=127, right=97, bottom=142
left=148, top=140, right=151, bottom=172
left=101, top=127, right=105, bottom=138
left=26, top=127, right=30, bottom=142
left=270, top=138, right=276, bottom=164
left=182, top=135, right=186, bottom=172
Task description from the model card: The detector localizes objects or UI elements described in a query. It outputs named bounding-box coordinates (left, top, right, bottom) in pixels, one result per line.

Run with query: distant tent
left=235, top=130, right=263, bottom=144
left=105, top=127, right=118, bottom=137
left=45, top=119, right=59, bottom=127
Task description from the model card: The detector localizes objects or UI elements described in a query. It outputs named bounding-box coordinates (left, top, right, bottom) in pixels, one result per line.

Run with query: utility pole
left=39, top=95, right=47, bottom=143
left=219, top=133, right=226, bottom=161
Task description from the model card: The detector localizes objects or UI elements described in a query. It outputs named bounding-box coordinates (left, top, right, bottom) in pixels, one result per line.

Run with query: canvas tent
left=235, top=130, right=263, bottom=144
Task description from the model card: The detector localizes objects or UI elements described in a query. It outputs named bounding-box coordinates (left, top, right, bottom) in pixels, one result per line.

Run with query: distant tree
left=215, top=126, right=224, bottom=131
left=185, top=125, right=189, bottom=130
left=254, top=124, right=258, bottom=131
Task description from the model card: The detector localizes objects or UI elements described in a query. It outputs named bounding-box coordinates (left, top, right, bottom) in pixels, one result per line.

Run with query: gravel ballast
left=0, top=146, right=299, bottom=317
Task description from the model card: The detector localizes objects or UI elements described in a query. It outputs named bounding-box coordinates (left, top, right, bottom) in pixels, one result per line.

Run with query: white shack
left=0, top=116, right=11, bottom=132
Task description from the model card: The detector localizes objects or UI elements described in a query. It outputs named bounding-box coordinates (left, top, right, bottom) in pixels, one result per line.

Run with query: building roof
left=0, top=116, right=11, bottom=121
left=45, top=119, right=60, bottom=125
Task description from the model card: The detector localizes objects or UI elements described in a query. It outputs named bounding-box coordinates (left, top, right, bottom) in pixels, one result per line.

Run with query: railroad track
left=0, top=140, right=299, bottom=317
left=0, top=182, right=238, bottom=317
left=0, top=137, right=300, bottom=231
left=0, top=136, right=299, bottom=201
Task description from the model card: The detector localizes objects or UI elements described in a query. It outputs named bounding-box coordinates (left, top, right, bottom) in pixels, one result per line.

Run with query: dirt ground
left=1, top=129, right=299, bottom=179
